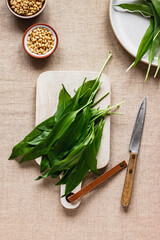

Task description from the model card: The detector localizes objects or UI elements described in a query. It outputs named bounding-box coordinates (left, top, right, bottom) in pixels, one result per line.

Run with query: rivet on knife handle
left=67, top=161, right=127, bottom=204
left=121, top=152, right=138, bottom=207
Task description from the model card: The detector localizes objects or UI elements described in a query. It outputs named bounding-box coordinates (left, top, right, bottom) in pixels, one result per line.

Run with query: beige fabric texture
left=0, top=1, right=160, bottom=240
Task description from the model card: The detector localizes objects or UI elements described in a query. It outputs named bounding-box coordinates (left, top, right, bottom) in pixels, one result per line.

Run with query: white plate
left=109, top=0, right=158, bottom=66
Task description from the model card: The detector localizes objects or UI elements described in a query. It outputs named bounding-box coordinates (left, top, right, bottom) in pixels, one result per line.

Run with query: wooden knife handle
left=68, top=160, right=127, bottom=204
left=121, top=152, right=138, bottom=207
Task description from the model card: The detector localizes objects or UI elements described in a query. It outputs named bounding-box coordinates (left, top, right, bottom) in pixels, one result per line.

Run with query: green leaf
left=64, top=120, right=105, bottom=195
left=36, top=124, right=95, bottom=179
left=50, top=108, right=88, bottom=160
left=35, top=171, right=49, bottom=180
left=91, top=92, right=109, bottom=108
left=27, top=131, right=50, bottom=146
left=86, top=120, right=105, bottom=175
left=49, top=124, right=95, bottom=172
left=55, top=85, right=72, bottom=122
left=56, top=167, right=75, bottom=185
left=20, top=111, right=79, bottom=162
left=133, top=17, right=154, bottom=67
left=9, top=115, right=55, bottom=160
left=64, top=155, right=89, bottom=196
left=151, top=0, right=160, bottom=18
left=94, top=119, right=105, bottom=154
left=20, top=102, right=92, bottom=162
left=9, top=85, right=71, bottom=160
left=116, top=3, right=153, bottom=17
left=71, top=54, right=112, bottom=110
left=40, top=155, right=51, bottom=173
left=72, top=78, right=87, bottom=110
left=47, top=151, right=61, bottom=166
left=154, top=54, right=160, bottom=77
left=37, top=126, right=53, bottom=131
left=145, top=3, right=160, bottom=81
left=85, top=145, right=98, bottom=175
left=58, top=81, right=95, bottom=117
left=51, top=171, right=62, bottom=178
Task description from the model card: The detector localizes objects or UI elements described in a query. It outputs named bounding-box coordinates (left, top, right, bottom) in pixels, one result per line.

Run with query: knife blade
left=121, top=97, right=147, bottom=207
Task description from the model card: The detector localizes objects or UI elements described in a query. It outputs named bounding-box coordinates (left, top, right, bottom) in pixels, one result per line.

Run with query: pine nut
left=27, top=27, right=55, bottom=55
left=10, top=0, right=45, bottom=16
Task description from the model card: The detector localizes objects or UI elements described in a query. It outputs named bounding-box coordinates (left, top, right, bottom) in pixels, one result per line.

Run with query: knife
left=121, top=97, right=147, bottom=207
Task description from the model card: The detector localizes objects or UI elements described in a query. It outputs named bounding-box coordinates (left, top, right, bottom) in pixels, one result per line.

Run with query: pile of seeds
left=10, top=0, right=45, bottom=16
left=27, top=27, right=55, bottom=55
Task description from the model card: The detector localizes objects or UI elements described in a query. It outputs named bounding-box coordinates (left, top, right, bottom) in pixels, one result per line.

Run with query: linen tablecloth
left=0, top=1, right=160, bottom=239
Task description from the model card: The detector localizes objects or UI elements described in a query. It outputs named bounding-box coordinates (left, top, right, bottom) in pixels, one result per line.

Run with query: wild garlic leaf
left=151, top=0, right=160, bottom=18
left=133, top=17, right=154, bottom=67
left=77, top=80, right=96, bottom=98
left=64, top=156, right=89, bottom=196
left=37, top=126, right=53, bottom=131
left=90, top=108, right=100, bottom=118
left=115, top=3, right=153, bottom=17
left=9, top=115, right=55, bottom=160
left=154, top=53, right=160, bottom=77
left=36, top=124, right=95, bottom=179
left=27, top=131, right=50, bottom=146
left=20, top=111, right=79, bottom=162
left=55, top=84, right=72, bottom=122
left=47, top=150, right=61, bottom=166
left=20, top=102, right=92, bottom=162
left=56, top=167, right=75, bottom=185
left=64, top=120, right=105, bottom=195
left=85, top=146, right=98, bottom=175
left=50, top=109, right=87, bottom=160
left=48, top=124, right=95, bottom=173
left=8, top=130, right=40, bottom=160
left=40, top=155, right=51, bottom=173
left=72, top=78, right=101, bottom=110
left=145, top=2, right=160, bottom=81
left=72, top=79, right=96, bottom=104
left=38, top=108, right=91, bottom=170
left=72, top=78, right=87, bottom=110
left=94, top=119, right=105, bottom=154
left=59, top=81, right=95, bottom=116
left=86, top=120, right=105, bottom=175
left=36, top=115, right=55, bottom=129
left=9, top=85, right=71, bottom=160
left=51, top=171, right=62, bottom=178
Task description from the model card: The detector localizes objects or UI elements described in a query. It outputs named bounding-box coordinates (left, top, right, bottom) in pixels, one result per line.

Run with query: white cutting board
left=36, top=71, right=110, bottom=209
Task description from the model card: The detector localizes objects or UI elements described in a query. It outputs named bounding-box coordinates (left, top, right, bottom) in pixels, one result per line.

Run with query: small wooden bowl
left=22, top=23, right=58, bottom=59
left=6, top=0, right=47, bottom=19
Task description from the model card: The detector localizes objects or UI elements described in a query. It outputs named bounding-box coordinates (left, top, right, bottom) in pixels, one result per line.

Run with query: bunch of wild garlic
left=9, top=53, right=124, bottom=196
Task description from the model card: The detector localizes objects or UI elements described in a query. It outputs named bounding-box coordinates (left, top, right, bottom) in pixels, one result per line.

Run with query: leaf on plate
left=151, top=0, right=160, bottom=18
left=145, top=2, right=160, bottom=81
left=115, top=3, right=153, bottom=17
left=133, top=17, right=154, bottom=68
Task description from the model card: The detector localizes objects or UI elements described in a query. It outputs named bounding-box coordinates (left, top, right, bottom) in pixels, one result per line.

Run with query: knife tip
left=142, top=97, right=147, bottom=104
